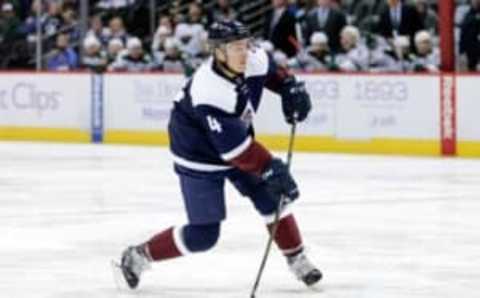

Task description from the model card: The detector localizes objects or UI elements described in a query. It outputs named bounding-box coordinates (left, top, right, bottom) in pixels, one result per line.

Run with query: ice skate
left=287, top=252, right=322, bottom=286
left=115, top=246, right=151, bottom=289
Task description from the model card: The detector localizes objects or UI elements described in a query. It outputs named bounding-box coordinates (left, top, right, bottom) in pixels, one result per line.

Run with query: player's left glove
left=261, top=158, right=299, bottom=204
left=279, top=77, right=312, bottom=124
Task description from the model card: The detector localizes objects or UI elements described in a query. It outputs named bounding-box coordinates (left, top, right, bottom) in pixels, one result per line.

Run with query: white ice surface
left=1, top=142, right=480, bottom=298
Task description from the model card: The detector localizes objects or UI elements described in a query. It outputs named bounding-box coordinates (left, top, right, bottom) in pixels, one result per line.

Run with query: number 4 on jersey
left=207, top=115, right=223, bottom=133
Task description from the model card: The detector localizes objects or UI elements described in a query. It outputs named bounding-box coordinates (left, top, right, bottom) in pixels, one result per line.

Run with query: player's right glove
left=261, top=158, right=299, bottom=204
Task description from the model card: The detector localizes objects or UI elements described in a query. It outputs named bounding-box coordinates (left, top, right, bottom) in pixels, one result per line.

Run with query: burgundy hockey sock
left=267, top=214, right=304, bottom=257
left=145, top=227, right=184, bottom=261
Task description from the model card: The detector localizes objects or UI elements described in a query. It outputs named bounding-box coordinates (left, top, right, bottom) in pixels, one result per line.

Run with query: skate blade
left=111, top=260, right=132, bottom=291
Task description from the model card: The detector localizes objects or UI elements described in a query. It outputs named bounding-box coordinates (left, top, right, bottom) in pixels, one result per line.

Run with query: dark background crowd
left=0, top=0, right=478, bottom=74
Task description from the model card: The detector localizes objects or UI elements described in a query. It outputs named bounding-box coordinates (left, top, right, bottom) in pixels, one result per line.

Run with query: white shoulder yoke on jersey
left=189, top=48, right=270, bottom=114
left=190, top=58, right=238, bottom=113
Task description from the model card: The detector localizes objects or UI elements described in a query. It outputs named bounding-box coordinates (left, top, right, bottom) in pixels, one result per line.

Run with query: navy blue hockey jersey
left=168, top=47, right=275, bottom=172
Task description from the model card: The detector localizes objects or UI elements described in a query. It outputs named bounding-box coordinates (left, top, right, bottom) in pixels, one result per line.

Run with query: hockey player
left=117, top=20, right=322, bottom=289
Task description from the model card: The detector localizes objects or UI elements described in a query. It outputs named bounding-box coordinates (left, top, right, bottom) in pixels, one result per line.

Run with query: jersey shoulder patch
left=246, top=47, right=269, bottom=78
left=190, top=58, right=237, bottom=114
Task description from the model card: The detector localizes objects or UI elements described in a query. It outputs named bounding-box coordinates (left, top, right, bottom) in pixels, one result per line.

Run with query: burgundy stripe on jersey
left=229, top=140, right=272, bottom=176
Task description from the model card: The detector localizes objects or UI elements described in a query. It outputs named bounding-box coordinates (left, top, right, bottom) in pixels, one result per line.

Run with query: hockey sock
left=267, top=214, right=304, bottom=257
left=144, top=223, right=220, bottom=261
left=144, top=227, right=185, bottom=261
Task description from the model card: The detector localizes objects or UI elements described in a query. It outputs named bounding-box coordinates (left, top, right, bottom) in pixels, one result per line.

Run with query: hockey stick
left=250, top=120, right=297, bottom=298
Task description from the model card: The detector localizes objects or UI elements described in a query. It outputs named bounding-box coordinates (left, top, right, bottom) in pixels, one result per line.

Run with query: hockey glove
left=261, top=158, right=299, bottom=204
left=280, top=77, right=312, bottom=124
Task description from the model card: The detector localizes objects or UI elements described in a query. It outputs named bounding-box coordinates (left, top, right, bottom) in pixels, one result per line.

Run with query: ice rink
left=1, top=141, right=480, bottom=298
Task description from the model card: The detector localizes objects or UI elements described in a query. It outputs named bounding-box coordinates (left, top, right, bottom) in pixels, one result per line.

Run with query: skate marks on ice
left=2, top=143, right=480, bottom=298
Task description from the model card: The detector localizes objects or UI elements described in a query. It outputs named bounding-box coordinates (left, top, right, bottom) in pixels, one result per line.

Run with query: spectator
left=350, top=0, right=386, bottom=32
left=20, top=0, right=46, bottom=42
left=0, top=2, right=21, bottom=42
left=81, top=35, right=108, bottom=72
left=460, top=0, right=480, bottom=71
left=86, top=15, right=109, bottom=45
left=175, top=22, right=206, bottom=56
left=187, top=2, right=208, bottom=26
left=303, top=0, right=347, bottom=54
left=109, top=37, right=153, bottom=72
left=184, top=31, right=210, bottom=76
left=414, top=0, right=438, bottom=34
left=289, top=32, right=337, bottom=71
left=2, top=0, right=21, bottom=18
left=160, top=37, right=185, bottom=72
left=336, top=25, right=369, bottom=71
left=59, top=5, right=80, bottom=44
left=107, top=38, right=124, bottom=64
left=105, top=16, right=129, bottom=44
left=456, top=0, right=472, bottom=26
left=43, top=1, right=62, bottom=37
left=46, top=33, right=78, bottom=71
left=264, top=0, right=299, bottom=57
left=152, top=24, right=172, bottom=53
left=391, top=35, right=415, bottom=72
left=412, top=30, right=439, bottom=72
left=158, top=14, right=174, bottom=32
left=209, top=0, right=240, bottom=24
left=377, top=0, right=424, bottom=50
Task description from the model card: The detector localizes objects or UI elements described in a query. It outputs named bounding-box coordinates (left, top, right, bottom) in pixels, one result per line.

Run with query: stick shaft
left=249, top=122, right=297, bottom=298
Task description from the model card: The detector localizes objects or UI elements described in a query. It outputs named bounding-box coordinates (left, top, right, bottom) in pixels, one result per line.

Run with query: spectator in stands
left=158, top=14, right=174, bottom=32
left=46, top=33, right=78, bottom=71
left=456, top=0, right=472, bottom=27
left=43, top=1, right=62, bottom=37
left=184, top=31, right=210, bottom=76
left=2, top=0, right=21, bottom=18
left=187, top=2, right=208, bottom=26
left=86, top=15, right=109, bottom=45
left=0, top=2, right=21, bottom=42
left=109, top=37, right=153, bottom=72
left=390, top=35, right=415, bottom=72
left=20, top=0, right=45, bottom=42
left=60, top=5, right=80, bottom=44
left=175, top=22, right=205, bottom=56
left=412, top=30, right=439, bottom=72
left=209, top=0, right=240, bottom=24
left=105, top=16, right=129, bottom=44
left=377, top=0, right=424, bottom=50
left=336, top=25, right=369, bottom=71
left=159, top=37, right=185, bottom=73
left=350, top=0, right=385, bottom=32
left=414, top=0, right=438, bottom=34
left=289, top=32, right=337, bottom=71
left=81, top=35, right=108, bottom=72
left=107, top=38, right=124, bottom=64
left=460, top=0, right=480, bottom=71
left=152, top=24, right=172, bottom=55
left=303, top=0, right=347, bottom=54
left=264, top=0, right=299, bottom=57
